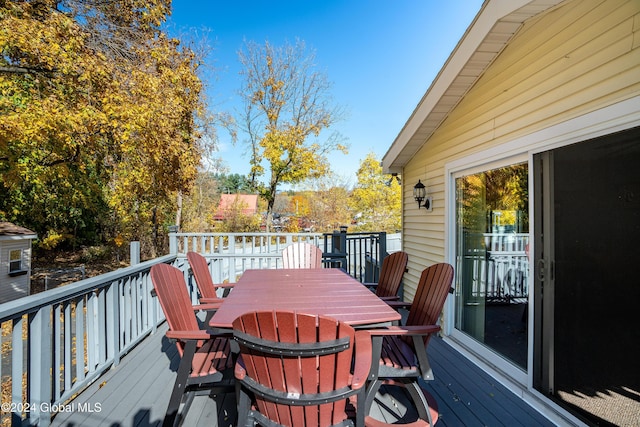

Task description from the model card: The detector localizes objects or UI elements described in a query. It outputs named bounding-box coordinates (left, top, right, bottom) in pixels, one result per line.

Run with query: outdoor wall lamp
left=413, top=180, right=433, bottom=211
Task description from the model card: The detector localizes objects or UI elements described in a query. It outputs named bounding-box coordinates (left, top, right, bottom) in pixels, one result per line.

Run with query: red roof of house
left=213, top=194, right=259, bottom=220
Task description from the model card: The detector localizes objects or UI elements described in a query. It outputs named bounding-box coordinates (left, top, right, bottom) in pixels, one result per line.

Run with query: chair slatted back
left=150, top=263, right=199, bottom=354
left=233, top=311, right=355, bottom=427
left=282, top=242, right=323, bottom=269
left=406, top=263, right=454, bottom=343
left=374, top=251, right=408, bottom=299
left=187, top=251, right=218, bottom=300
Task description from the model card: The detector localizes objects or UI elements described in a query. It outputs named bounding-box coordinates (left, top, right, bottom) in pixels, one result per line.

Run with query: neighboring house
left=213, top=194, right=259, bottom=220
left=383, top=1, right=639, bottom=426
left=0, top=222, right=37, bottom=303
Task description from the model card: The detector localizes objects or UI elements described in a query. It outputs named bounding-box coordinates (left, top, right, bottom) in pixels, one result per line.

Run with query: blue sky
left=166, top=1, right=483, bottom=186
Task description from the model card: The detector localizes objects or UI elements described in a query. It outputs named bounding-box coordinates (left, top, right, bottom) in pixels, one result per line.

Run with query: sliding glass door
left=533, top=127, right=640, bottom=425
left=454, top=162, right=529, bottom=369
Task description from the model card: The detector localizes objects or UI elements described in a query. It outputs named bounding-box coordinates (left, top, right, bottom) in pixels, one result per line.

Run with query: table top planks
left=209, top=268, right=401, bottom=328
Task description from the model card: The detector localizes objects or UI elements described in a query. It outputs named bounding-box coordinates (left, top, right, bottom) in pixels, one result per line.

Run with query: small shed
left=0, top=222, right=37, bottom=303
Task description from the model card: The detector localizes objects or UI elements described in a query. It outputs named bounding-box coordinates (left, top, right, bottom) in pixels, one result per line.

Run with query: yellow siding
left=401, top=0, right=640, bottom=300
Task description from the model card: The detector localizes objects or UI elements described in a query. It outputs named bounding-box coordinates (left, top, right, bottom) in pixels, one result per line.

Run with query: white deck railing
left=168, top=231, right=390, bottom=284
left=0, top=255, right=184, bottom=427
left=169, top=232, right=324, bottom=283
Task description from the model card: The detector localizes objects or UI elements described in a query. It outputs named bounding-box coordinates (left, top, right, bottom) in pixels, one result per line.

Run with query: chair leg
left=364, top=378, right=383, bottom=420
left=164, top=341, right=197, bottom=427
left=355, top=388, right=366, bottom=427
left=236, top=386, right=253, bottom=427
left=405, top=381, right=436, bottom=427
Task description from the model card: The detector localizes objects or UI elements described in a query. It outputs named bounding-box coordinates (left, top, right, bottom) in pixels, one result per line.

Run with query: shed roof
left=382, top=0, right=564, bottom=173
left=0, top=222, right=37, bottom=239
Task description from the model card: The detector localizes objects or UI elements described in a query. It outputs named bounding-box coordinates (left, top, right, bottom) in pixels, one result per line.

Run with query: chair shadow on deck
left=160, top=335, right=181, bottom=373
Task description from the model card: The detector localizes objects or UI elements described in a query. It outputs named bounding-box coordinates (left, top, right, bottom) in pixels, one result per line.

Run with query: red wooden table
left=209, top=268, right=401, bottom=328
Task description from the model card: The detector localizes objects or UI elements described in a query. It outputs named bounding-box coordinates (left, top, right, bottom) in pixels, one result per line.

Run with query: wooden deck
left=51, top=322, right=555, bottom=427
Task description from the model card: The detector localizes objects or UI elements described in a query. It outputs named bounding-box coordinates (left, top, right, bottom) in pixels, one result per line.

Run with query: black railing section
left=322, top=230, right=387, bottom=283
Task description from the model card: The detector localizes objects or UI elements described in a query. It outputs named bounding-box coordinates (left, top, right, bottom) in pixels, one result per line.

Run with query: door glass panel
left=454, top=163, right=529, bottom=368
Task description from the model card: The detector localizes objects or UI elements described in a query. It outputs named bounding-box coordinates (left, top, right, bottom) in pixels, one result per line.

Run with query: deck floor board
left=50, top=323, right=555, bottom=427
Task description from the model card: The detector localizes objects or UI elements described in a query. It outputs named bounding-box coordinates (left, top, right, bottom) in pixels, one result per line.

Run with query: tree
left=0, top=0, right=210, bottom=256
left=180, top=171, right=220, bottom=232
left=237, top=40, right=347, bottom=231
left=215, top=173, right=252, bottom=194
left=301, top=174, right=352, bottom=232
left=349, top=153, right=401, bottom=232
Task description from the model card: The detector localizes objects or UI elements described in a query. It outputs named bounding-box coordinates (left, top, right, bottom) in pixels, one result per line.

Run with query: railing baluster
left=97, top=289, right=107, bottom=365
left=64, top=302, right=71, bottom=393
left=123, top=278, right=131, bottom=347
left=29, top=306, right=52, bottom=426
left=90, top=291, right=98, bottom=369
left=54, top=303, right=62, bottom=400
left=11, top=316, right=24, bottom=425
left=132, top=275, right=140, bottom=340
left=75, top=296, right=85, bottom=382
left=106, top=280, right=119, bottom=366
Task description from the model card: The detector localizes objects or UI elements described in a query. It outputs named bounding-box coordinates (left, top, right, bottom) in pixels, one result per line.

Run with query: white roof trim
left=382, top=0, right=565, bottom=174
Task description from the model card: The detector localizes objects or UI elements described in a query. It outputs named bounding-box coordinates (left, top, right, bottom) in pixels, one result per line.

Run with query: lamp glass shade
left=413, top=180, right=426, bottom=202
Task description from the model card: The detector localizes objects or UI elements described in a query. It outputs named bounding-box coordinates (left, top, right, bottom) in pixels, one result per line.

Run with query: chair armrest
left=351, top=330, right=372, bottom=389
left=379, top=295, right=400, bottom=301
left=192, top=303, right=222, bottom=311
left=198, top=297, right=225, bottom=304
left=367, top=325, right=441, bottom=336
left=166, top=328, right=232, bottom=341
left=166, top=329, right=212, bottom=340
left=215, top=283, right=235, bottom=289
left=385, top=300, right=411, bottom=310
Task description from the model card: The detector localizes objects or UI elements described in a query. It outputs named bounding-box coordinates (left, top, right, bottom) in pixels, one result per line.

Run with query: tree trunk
left=175, top=191, right=183, bottom=228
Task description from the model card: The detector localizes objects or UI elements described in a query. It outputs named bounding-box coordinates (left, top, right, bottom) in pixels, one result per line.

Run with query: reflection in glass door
left=454, top=163, right=529, bottom=369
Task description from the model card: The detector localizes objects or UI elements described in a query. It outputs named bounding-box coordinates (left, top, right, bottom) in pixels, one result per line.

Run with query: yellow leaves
left=348, top=153, right=401, bottom=232
left=40, top=230, right=66, bottom=250
left=1, top=0, right=205, bottom=250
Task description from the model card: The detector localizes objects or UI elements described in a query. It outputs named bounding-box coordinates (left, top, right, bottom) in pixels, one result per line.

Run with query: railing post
left=378, top=231, right=387, bottom=264
left=327, top=228, right=348, bottom=270
left=168, top=225, right=179, bottom=255
left=130, top=241, right=140, bottom=265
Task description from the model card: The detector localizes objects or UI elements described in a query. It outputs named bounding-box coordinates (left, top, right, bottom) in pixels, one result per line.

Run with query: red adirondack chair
left=365, top=263, right=454, bottom=427
left=187, top=251, right=234, bottom=302
left=233, top=310, right=372, bottom=427
left=364, top=251, right=409, bottom=301
left=150, top=263, right=234, bottom=426
left=282, top=242, right=323, bottom=269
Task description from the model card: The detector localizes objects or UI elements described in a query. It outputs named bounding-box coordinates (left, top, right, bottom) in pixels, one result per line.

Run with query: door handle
left=537, top=259, right=545, bottom=282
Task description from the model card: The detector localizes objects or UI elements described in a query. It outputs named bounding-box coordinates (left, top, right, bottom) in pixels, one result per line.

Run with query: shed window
left=9, top=249, right=22, bottom=273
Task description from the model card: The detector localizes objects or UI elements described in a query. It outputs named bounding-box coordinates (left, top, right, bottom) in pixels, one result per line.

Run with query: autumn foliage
left=0, top=0, right=207, bottom=256
left=237, top=40, right=347, bottom=230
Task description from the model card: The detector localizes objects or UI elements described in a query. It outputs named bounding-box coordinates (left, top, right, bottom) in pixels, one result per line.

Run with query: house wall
left=0, top=239, right=32, bottom=303
left=402, top=0, right=640, bottom=300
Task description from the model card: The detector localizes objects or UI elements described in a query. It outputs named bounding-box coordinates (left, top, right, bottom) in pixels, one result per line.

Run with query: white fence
left=169, top=231, right=391, bottom=284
